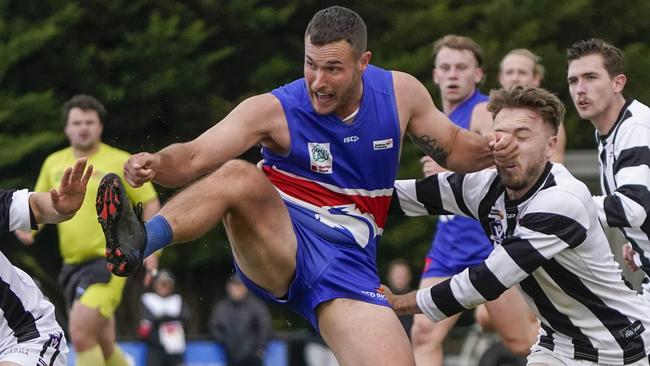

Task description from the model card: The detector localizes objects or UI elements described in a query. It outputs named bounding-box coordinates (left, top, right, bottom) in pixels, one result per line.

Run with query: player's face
left=567, top=54, right=623, bottom=123
left=499, top=54, right=540, bottom=88
left=304, top=38, right=370, bottom=118
left=64, top=108, right=103, bottom=152
left=433, top=47, right=483, bottom=105
left=493, top=108, right=556, bottom=196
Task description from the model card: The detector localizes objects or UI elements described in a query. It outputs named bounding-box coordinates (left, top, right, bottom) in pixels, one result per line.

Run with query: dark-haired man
left=387, top=86, right=650, bottom=365
left=16, top=95, right=160, bottom=366
left=96, top=7, right=517, bottom=365
left=567, top=38, right=650, bottom=304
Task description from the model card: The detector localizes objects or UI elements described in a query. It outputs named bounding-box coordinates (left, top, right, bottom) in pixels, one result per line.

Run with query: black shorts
left=58, top=258, right=112, bottom=310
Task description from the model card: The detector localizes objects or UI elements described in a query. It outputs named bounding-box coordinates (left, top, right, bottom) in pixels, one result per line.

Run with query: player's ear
left=612, top=74, right=626, bottom=94
left=359, top=51, right=372, bottom=71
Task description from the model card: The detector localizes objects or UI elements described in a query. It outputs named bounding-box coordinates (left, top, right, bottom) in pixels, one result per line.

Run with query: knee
left=500, top=334, right=534, bottom=356
left=475, top=305, right=494, bottom=331
left=213, top=160, right=265, bottom=194
left=411, top=315, right=445, bottom=348
left=69, top=324, right=97, bottom=351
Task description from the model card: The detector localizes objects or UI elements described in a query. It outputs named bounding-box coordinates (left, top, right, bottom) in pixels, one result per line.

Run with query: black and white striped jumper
left=392, top=163, right=650, bottom=364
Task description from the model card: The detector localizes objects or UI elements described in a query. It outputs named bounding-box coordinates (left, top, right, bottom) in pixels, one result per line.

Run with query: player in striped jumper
left=567, top=38, right=650, bottom=304
left=0, top=158, right=92, bottom=366
left=388, top=86, right=650, bottom=365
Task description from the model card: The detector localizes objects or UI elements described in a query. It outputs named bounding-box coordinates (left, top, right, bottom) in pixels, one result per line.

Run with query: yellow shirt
left=34, top=143, right=158, bottom=264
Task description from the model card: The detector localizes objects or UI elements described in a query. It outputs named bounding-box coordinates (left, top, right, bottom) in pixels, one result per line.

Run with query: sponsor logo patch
left=619, top=320, right=645, bottom=339
left=373, top=138, right=393, bottom=150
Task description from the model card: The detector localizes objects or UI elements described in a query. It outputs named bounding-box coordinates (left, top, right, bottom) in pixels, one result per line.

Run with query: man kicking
left=94, top=6, right=517, bottom=366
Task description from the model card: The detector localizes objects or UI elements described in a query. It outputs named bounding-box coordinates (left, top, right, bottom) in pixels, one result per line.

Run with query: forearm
left=445, top=129, right=492, bottom=173
left=151, top=143, right=205, bottom=188
left=29, top=192, right=73, bottom=225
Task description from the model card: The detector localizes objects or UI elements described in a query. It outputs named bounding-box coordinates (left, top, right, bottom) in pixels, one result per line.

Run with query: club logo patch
left=309, top=142, right=333, bottom=174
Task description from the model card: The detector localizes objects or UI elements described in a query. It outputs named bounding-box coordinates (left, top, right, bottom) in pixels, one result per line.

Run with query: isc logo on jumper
left=309, top=142, right=333, bottom=174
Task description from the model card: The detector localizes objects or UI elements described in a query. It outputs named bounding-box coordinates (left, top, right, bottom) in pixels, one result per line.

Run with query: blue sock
left=144, top=215, right=173, bottom=257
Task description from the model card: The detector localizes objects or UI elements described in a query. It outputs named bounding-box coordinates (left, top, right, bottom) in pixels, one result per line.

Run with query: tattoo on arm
left=410, top=134, right=448, bottom=168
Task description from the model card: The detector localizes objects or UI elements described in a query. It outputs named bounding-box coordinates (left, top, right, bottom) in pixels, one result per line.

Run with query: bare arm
left=124, top=94, right=287, bottom=188
left=393, top=72, right=501, bottom=173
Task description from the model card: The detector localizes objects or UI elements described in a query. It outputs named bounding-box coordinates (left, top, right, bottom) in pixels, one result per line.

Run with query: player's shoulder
left=532, top=164, right=592, bottom=212
left=620, top=99, right=650, bottom=130
left=391, top=70, right=421, bottom=90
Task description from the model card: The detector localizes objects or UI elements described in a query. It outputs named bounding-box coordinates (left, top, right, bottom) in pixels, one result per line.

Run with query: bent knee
left=214, top=160, right=272, bottom=198
left=475, top=305, right=494, bottom=331
left=500, top=336, right=534, bottom=356
left=215, top=159, right=260, bottom=182
left=411, top=316, right=447, bottom=346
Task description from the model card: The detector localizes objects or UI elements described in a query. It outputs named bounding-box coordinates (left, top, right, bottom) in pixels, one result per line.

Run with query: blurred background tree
left=1, top=0, right=649, bottom=336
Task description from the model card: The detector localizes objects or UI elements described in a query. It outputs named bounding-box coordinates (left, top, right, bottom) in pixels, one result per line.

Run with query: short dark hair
left=305, top=6, right=367, bottom=57
left=566, top=38, right=625, bottom=77
left=488, top=86, right=565, bottom=135
left=62, top=94, right=107, bottom=125
left=433, top=34, right=484, bottom=68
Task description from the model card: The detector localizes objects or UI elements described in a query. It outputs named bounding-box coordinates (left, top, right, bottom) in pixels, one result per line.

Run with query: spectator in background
left=386, top=258, right=413, bottom=337
left=498, top=48, right=567, bottom=163
left=138, top=269, right=190, bottom=366
left=15, top=94, right=161, bottom=366
left=209, top=274, right=272, bottom=366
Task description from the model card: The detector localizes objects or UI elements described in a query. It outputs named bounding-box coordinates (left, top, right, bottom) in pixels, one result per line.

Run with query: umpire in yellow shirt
left=16, top=94, right=161, bottom=366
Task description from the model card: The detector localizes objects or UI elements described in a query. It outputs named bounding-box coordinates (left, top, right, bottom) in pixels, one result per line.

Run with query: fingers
left=419, top=156, right=434, bottom=164
left=485, top=132, right=497, bottom=149
left=622, top=243, right=639, bottom=272
left=59, top=167, right=73, bottom=190
left=492, top=132, right=519, bottom=166
left=82, top=164, right=94, bottom=186
left=419, top=155, right=446, bottom=177
left=124, top=153, right=155, bottom=187
left=69, top=157, right=88, bottom=183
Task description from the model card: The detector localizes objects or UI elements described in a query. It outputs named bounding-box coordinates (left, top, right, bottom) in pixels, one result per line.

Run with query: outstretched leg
left=99, top=160, right=297, bottom=296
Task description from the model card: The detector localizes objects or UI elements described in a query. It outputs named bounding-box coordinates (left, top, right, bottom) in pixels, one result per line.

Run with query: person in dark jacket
left=209, top=274, right=272, bottom=366
left=138, top=269, right=190, bottom=366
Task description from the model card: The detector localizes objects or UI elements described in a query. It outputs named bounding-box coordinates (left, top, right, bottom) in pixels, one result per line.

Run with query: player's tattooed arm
left=410, top=134, right=449, bottom=168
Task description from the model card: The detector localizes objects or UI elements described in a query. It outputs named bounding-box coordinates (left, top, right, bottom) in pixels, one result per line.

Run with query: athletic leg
left=483, top=287, right=538, bottom=356
left=318, top=298, right=415, bottom=366
left=158, top=159, right=297, bottom=296
left=411, top=276, right=461, bottom=366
